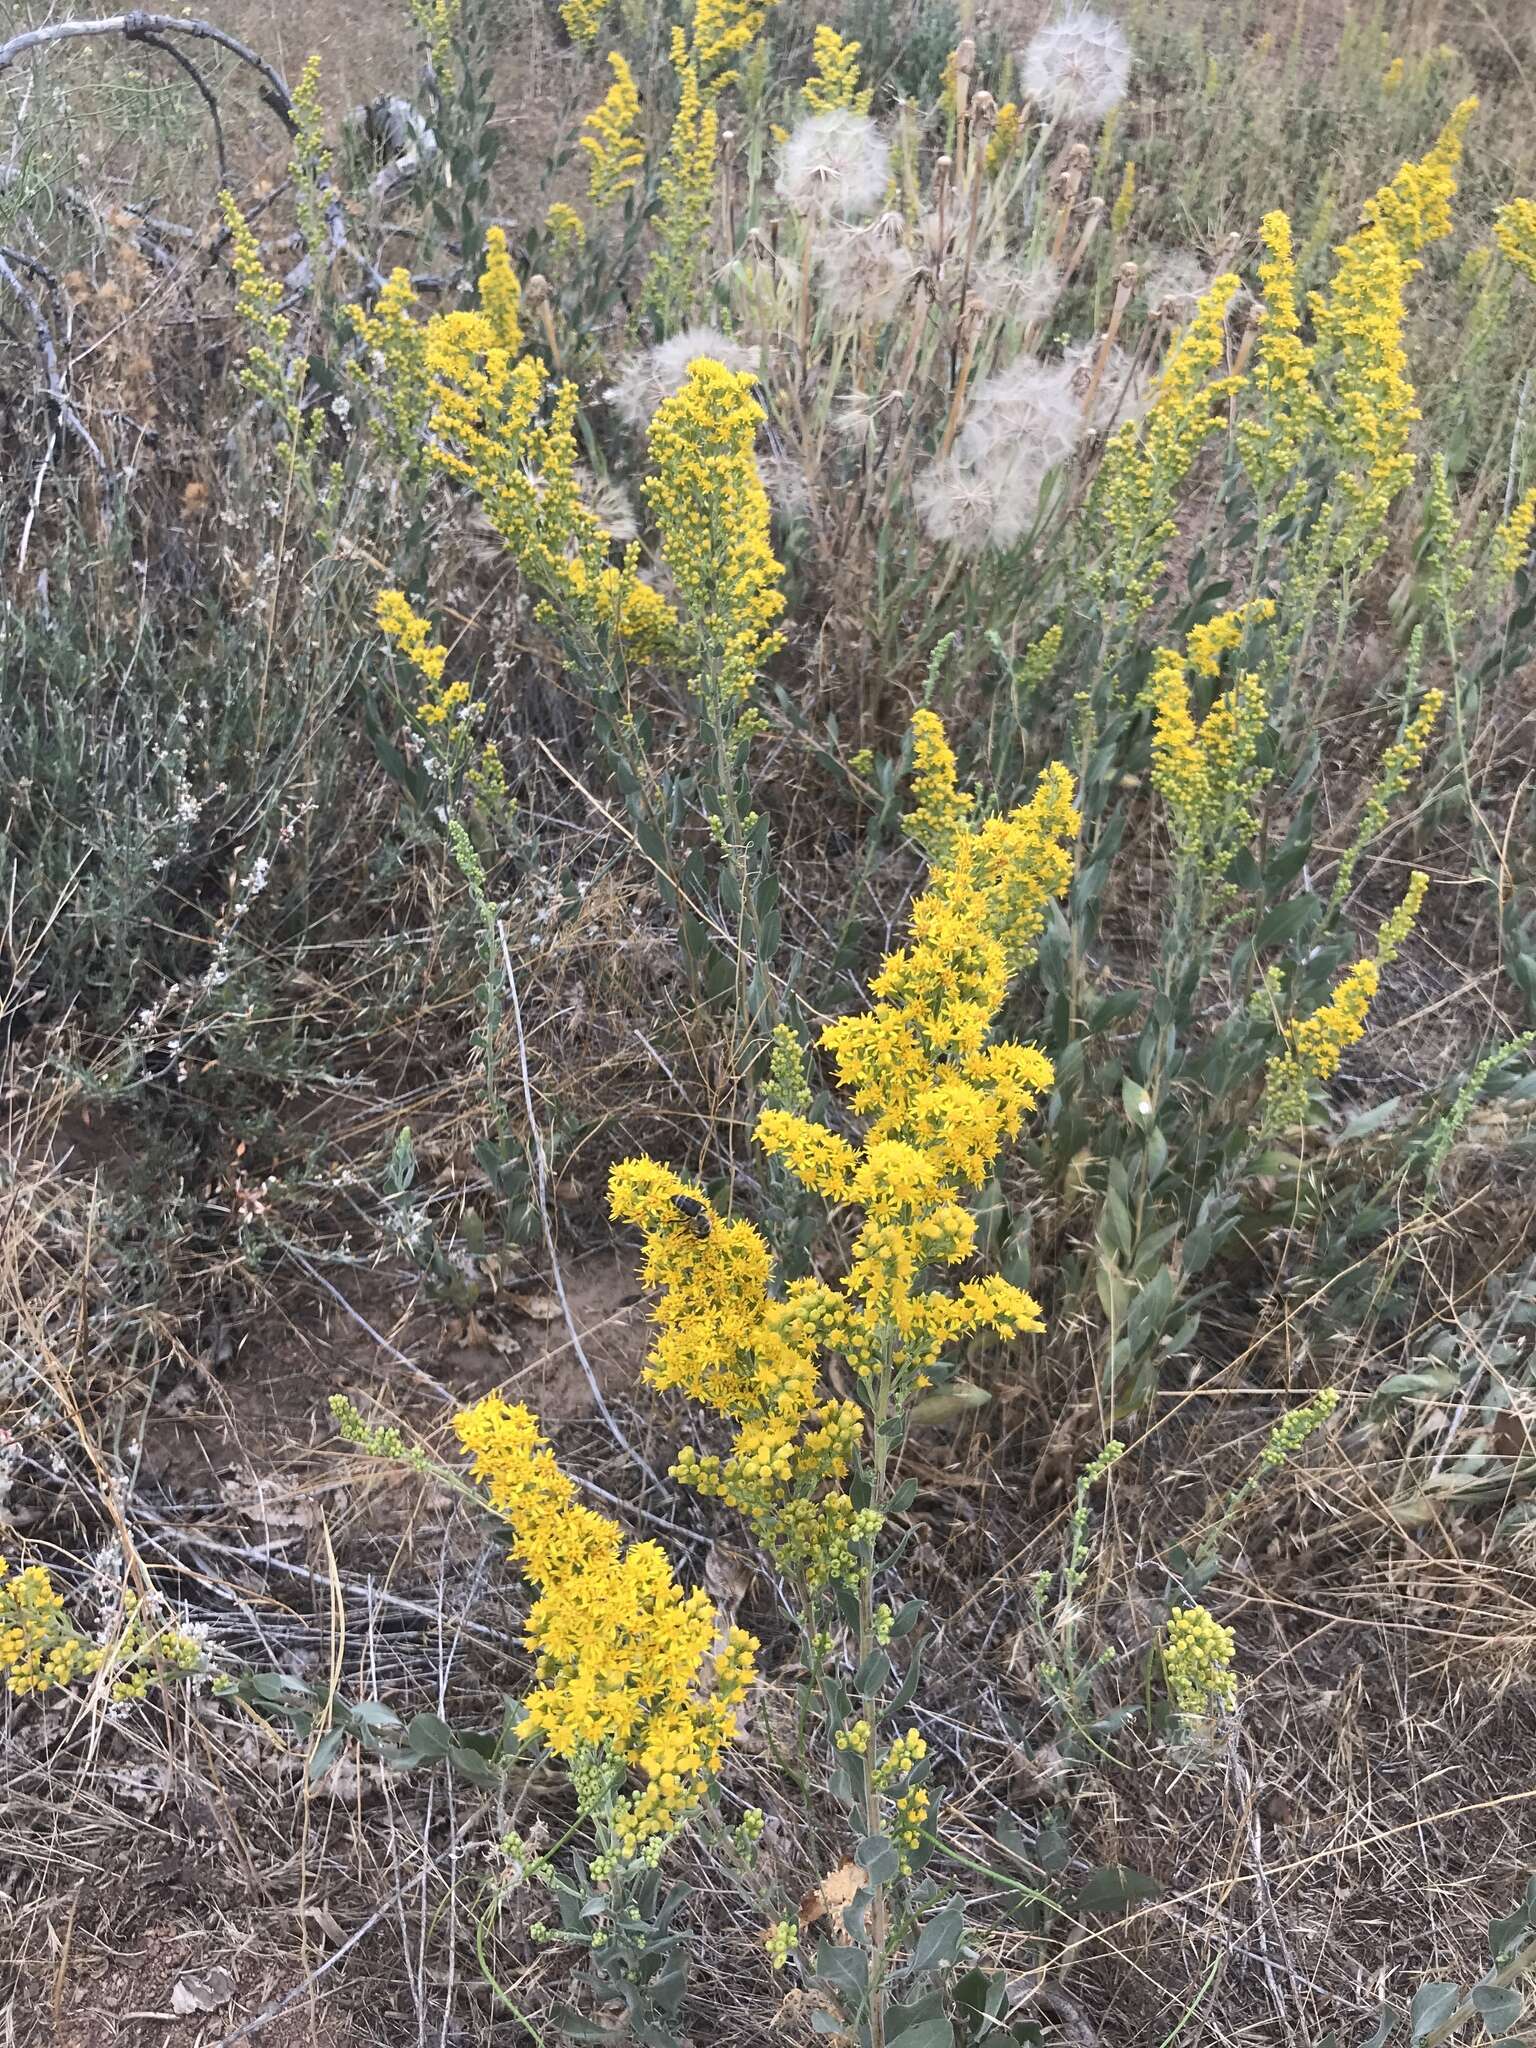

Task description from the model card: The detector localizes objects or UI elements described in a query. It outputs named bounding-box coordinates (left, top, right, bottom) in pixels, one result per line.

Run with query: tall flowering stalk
left=1143, top=601, right=1275, bottom=879
left=610, top=713, right=1078, bottom=2027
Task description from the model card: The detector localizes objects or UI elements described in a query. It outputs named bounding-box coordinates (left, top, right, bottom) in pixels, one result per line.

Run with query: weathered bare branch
left=133, top=29, right=228, bottom=185
left=0, top=12, right=296, bottom=134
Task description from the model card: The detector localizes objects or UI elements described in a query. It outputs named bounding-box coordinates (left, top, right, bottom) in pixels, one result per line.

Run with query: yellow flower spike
left=1143, top=602, right=1273, bottom=874
left=559, top=0, right=606, bottom=47
left=1238, top=209, right=1319, bottom=504
left=1332, top=690, right=1443, bottom=905
left=1361, top=97, right=1477, bottom=259
left=612, top=716, right=1074, bottom=1588
left=803, top=25, right=871, bottom=115
left=643, top=357, right=785, bottom=709
left=377, top=589, right=449, bottom=686
left=1091, top=273, right=1245, bottom=614
left=1262, top=871, right=1427, bottom=1130
left=1110, top=159, right=1136, bottom=234
left=1495, top=197, right=1536, bottom=285
left=476, top=226, right=523, bottom=355
left=646, top=31, right=720, bottom=318
left=986, top=101, right=1022, bottom=174
left=1493, top=485, right=1536, bottom=577
left=1163, top=1603, right=1237, bottom=1717
left=407, top=0, right=463, bottom=84
left=692, top=0, right=780, bottom=91
left=581, top=52, right=646, bottom=207
left=455, top=1393, right=757, bottom=1858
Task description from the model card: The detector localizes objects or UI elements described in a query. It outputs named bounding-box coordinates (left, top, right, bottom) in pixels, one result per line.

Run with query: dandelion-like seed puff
left=1021, top=6, right=1132, bottom=124
left=778, top=108, right=892, bottom=220
left=607, top=327, right=760, bottom=430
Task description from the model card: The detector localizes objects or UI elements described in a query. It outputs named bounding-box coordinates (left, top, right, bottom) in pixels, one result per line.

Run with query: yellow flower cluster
left=455, top=1394, right=758, bottom=1859
left=1360, top=98, right=1476, bottom=257
left=692, top=0, right=779, bottom=89
left=559, top=0, right=606, bottom=47
left=375, top=590, right=508, bottom=806
left=0, top=1556, right=102, bottom=1695
left=1238, top=211, right=1318, bottom=506
left=348, top=228, right=522, bottom=458
left=1163, top=1603, right=1237, bottom=1717
left=1260, top=1386, right=1340, bottom=1469
left=407, top=0, right=463, bottom=84
left=581, top=52, right=646, bottom=206
left=611, top=715, right=1076, bottom=1581
left=218, top=190, right=307, bottom=430
left=1494, top=198, right=1536, bottom=285
left=1493, top=487, right=1536, bottom=579
left=430, top=334, right=673, bottom=650
left=1143, top=603, right=1274, bottom=873
left=1091, top=274, right=1244, bottom=613
left=803, top=26, right=871, bottom=114
left=1310, top=104, right=1474, bottom=570
left=1332, top=687, right=1443, bottom=903
left=545, top=200, right=587, bottom=253
left=986, top=101, right=1022, bottom=174
left=1262, top=870, right=1428, bottom=1129
left=646, top=30, right=720, bottom=319
left=1111, top=160, right=1136, bottom=235
left=892, top=1784, right=930, bottom=1868
left=643, top=358, right=785, bottom=708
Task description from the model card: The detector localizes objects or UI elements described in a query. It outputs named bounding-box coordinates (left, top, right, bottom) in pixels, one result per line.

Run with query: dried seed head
left=1022, top=6, right=1133, bottom=124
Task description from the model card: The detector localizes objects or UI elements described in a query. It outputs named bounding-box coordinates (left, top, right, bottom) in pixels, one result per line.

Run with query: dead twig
left=0, top=12, right=296, bottom=134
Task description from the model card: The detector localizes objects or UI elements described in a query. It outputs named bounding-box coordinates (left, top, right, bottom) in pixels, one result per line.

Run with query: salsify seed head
left=1021, top=6, right=1133, bottom=124
left=778, top=108, right=892, bottom=219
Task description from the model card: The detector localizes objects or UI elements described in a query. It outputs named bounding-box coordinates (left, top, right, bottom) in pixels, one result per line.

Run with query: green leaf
left=1491, top=1878, right=1536, bottom=1960
left=1473, top=1984, right=1524, bottom=2034
left=887, top=2022, right=955, bottom=2048
left=1362, top=2011, right=1400, bottom=2048
left=857, top=1833, right=901, bottom=1885
left=306, top=1727, right=345, bottom=1782
left=1073, top=1864, right=1163, bottom=1916
left=1121, top=1074, right=1155, bottom=1127
left=910, top=1904, right=965, bottom=1975
left=1410, top=1985, right=1463, bottom=2040
left=1336, top=1096, right=1404, bottom=1141
left=405, top=1712, right=455, bottom=1760
left=908, top=1379, right=992, bottom=1428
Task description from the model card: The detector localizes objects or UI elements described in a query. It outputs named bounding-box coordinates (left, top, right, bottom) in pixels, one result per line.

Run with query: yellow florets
left=803, top=25, right=871, bottom=114
left=646, top=31, right=720, bottom=318
left=559, top=0, right=605, bottom=46
left=1163, top=1604, right=1237, bottom=1717
left=644, top=357, right=785, bottom=709
left=1262, top=871, right=1427, bottom=1129
left=1493, top=486, right=1536, bottom=579
left=0, top=1557, right=103, bottom=1696
left=1494, top=197, right=1536, bottom=285
left=986, top=101, right=1022, bottom=174
left=1143, top=603, right=1273, bottom=874
left=455, top=1394, right=757, bottom=1859
left=692, top=0, right=778, bottom=90
left=1091, top=273, right=1244, bottom=614
left=545, top=200, right=588, bottom=253
left=610, top=714, right=1075, bottom=1585
left=581, top=52, right=646, bottom=206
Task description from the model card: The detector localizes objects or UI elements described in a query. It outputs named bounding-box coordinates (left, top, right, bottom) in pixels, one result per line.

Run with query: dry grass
left=3, top=0, right=1536, bottom=2043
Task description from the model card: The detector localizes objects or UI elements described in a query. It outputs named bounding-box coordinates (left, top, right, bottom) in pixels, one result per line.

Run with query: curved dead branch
left=0, top=12, right=297, bottom=135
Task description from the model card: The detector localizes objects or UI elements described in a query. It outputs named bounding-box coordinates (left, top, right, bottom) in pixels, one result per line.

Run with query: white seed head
left=1060, top=337, right=1147, bottom=433
left=1022, top=7, right=1132, bottom=123
left=967, top=257, right=1063, bottom=326
left=606, top=326, right=759, bottom=429
left=1140, top=249, right=1207, bottom=321
left=778, top=110, right=892, bottom=220
left=813, top=214, right=918, bottom=325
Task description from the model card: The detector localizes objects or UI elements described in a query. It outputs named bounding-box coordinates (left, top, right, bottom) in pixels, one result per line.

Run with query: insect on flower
left=672, top=1192, right=714, bottom=1238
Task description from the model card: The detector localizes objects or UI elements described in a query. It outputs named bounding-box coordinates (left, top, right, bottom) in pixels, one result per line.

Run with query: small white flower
left=778, top=110, right=891, bottom=220
left=1022, top=7, right=1132, bottom=124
